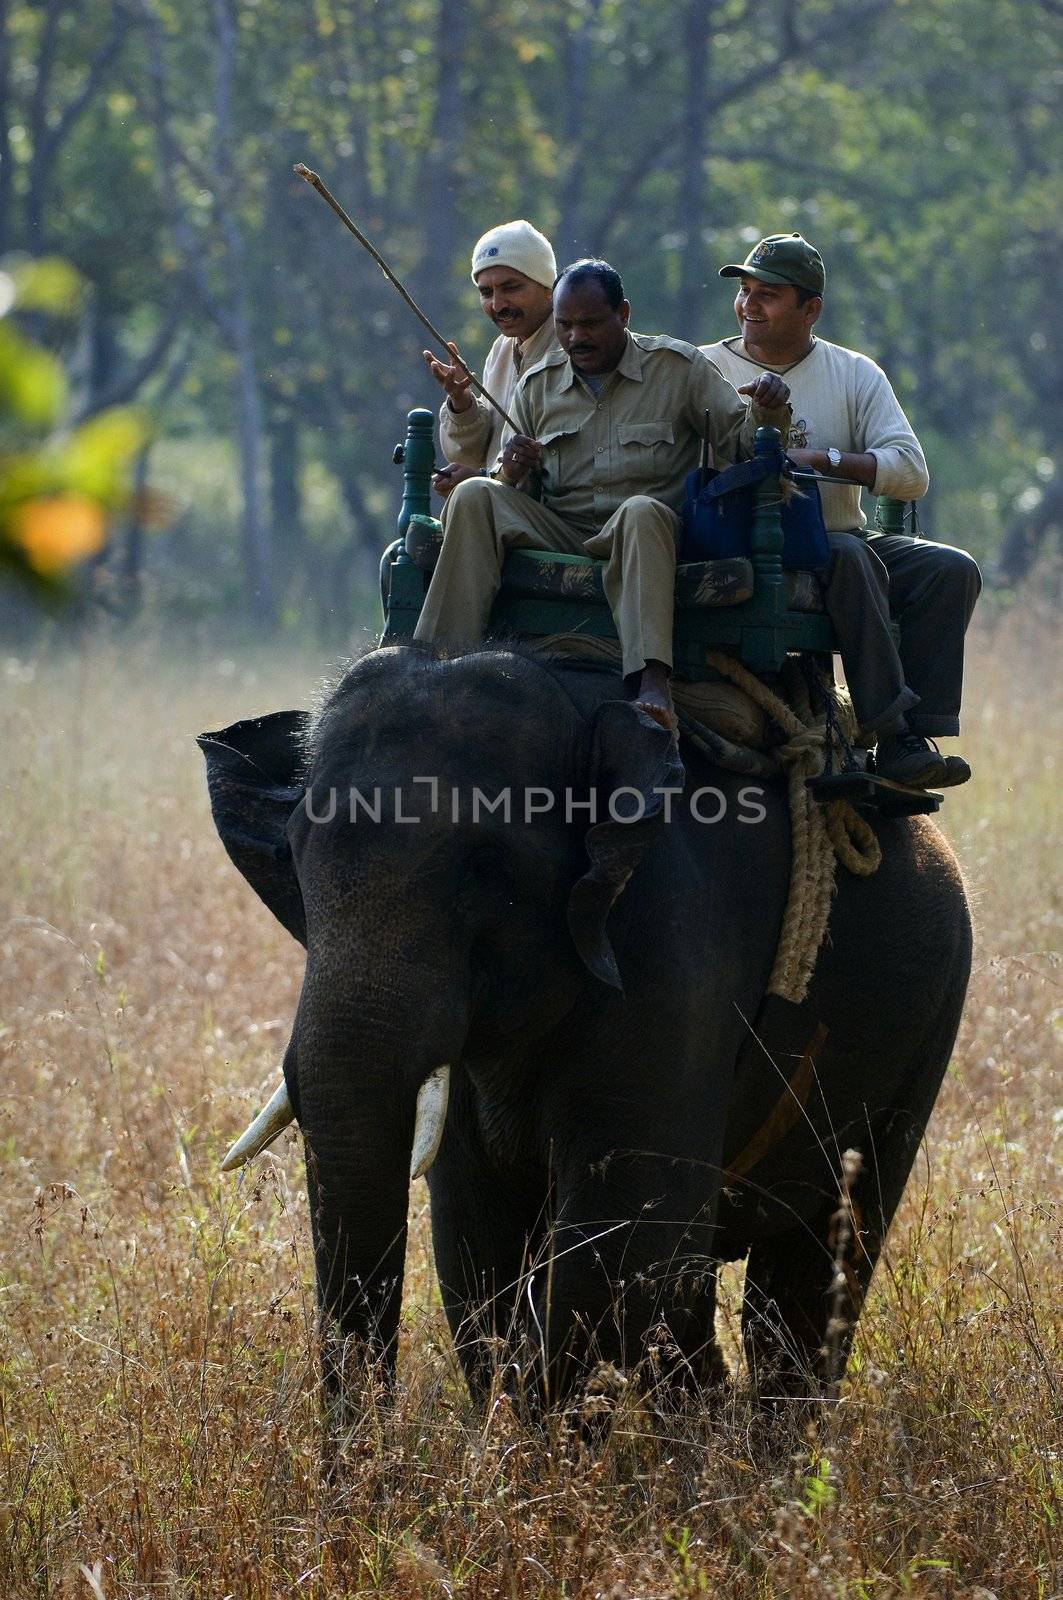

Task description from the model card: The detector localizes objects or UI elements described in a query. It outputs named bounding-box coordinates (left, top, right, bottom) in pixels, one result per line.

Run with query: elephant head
left=199, top=645, right=682, bottom=1388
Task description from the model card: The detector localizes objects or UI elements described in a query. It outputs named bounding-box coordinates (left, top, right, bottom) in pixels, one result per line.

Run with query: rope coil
left=705, top=651, right=881, bottom=1004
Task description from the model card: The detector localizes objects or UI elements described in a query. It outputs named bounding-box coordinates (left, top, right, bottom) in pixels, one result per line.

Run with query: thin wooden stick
left=294, top=164, right=520, bottom=433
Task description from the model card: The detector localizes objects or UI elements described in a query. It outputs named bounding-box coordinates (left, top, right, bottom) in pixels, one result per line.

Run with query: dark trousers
left=821, top=532, right=982, bottom=738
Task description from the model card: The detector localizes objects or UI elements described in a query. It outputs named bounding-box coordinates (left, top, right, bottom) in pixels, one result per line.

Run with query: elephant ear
left=197, top=710, right=310, bottom=947
left=567, top=701, right=684, bottom=992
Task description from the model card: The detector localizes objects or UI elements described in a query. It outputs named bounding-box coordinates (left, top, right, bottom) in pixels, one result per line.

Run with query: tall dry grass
left=0, top=610, right=1059, bottom=1599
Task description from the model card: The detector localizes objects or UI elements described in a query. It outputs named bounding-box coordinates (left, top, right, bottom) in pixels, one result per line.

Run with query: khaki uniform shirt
left=504, top=332, right=790, bottom=535
left=439, top=317, right=559, bottom=470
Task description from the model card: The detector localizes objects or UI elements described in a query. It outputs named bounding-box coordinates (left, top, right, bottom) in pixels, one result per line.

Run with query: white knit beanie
left=470, top=220, right=557, bottom=288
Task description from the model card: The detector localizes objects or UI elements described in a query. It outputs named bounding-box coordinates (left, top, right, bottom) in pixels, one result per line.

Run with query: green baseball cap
left=719, top=233, right=825, bottom=295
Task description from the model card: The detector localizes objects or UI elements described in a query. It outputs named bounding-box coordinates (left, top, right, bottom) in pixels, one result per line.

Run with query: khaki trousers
left=414, top=477, right=681, bottom=678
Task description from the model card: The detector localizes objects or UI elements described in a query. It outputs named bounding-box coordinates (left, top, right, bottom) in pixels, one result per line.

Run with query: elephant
left=199, top=641, right=971, bottom=1412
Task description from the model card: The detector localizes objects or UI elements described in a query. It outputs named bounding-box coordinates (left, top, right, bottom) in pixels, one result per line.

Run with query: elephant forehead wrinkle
left=307, top=644, right=584, bottom=765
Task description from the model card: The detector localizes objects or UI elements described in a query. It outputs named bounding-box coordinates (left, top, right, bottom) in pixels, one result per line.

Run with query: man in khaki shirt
left=424, top=220, right=560, bottom=495
left=415, top=259, right=789, bottom=728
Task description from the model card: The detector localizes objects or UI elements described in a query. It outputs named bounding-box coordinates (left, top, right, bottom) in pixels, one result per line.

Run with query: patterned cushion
left=502, top=550, right=756, bottom=609
left=675, top=559, right=754, bottom=608
left=786, top=570, right=825, bottom=613
left=501, top=550, right=606, bottom=603
left=499, top=549, right=825, bottom=613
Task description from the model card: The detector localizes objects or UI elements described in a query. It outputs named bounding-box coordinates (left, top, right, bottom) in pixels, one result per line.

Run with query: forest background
left=0, top=0, right=1060, bottom=639
left=1, top=5, right=1061, bottom=1594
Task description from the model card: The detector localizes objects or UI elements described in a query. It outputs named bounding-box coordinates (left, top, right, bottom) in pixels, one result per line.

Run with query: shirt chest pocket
left=616, top=421, right=675, bottom=483
left=537, top=425, right=582, bottom=487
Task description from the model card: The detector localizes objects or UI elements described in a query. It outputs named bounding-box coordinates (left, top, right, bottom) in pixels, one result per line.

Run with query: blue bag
left=680, top=443, right=830, bottom=571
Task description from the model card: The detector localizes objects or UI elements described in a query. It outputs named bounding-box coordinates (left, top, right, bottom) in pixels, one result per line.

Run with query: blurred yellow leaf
left=63, top=409, right=147, bottom=502
left=7, top=496, right=107, bottom=577
left=0, top=324, right=67, bottom=427
left=9, top=257, right=85, bottom=317
left=0, top=449, right=53, bottom=504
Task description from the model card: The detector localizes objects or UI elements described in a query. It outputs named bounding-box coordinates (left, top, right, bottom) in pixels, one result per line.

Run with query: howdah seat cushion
left=498, top=548, right=824, bottom=614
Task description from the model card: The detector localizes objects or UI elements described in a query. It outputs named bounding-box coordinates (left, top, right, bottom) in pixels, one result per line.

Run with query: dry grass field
left=0, top=607, right=1059, bottom=1599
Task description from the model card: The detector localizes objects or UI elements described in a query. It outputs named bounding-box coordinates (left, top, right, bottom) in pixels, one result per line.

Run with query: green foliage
left=0, top=259, right=145, bottom=586
left=0, top=0, right=1058, bottom=623
left=799, top=1450, right=837, bottom=1519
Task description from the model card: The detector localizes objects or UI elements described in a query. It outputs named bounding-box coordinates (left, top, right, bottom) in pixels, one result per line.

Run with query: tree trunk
left=87, top=301, right=122, bottom=404
left=674, top=0, right=712, bottom=334
left=269, top=412, right=305, bottom=605
left=415, top=0, right=468, bottom=331
left=118, top=444, right=151, bottom=616
left=25, top=0, right=128, bottom=254
left=232, top=323, right=274, bottom=625
left=996, top=479, right=1063, bottom=586
left=338, top=467, right=385, bottom=612
left=25, top=0, right=63, bottom=253
left=0, top=0, right=13, bottom=255
left=556, top=0, right=602, bottom=261
left=211, top=0, right=275, bottom=625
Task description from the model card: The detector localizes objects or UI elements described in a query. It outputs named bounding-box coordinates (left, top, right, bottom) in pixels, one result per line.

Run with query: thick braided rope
left=705, top=651, right=881, bottom=1003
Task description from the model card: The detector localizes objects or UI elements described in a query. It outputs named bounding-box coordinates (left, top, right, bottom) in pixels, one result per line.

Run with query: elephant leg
left=427, top=1112, right=544, bottom=1405
left=743, top=952, right=968, bottom=1404
left=741, top=1205, right=874, bottom=1404
left=742, top=1101, right=944, bottom=1400
left=532, top=1160, right=723, bottom=1408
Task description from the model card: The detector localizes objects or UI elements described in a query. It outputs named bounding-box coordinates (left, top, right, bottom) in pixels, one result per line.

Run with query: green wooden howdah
left=382, top=409, right=909, bottom=680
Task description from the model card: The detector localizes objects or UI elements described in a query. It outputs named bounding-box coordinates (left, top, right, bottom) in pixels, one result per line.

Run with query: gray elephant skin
left=199, top=643, right=971, bottom=1409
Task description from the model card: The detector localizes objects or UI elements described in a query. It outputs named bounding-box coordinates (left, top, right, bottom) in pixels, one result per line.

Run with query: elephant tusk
left=409, top=1065, right=450, bottom=1181
left=220, top=1080, right=295, bottom=1172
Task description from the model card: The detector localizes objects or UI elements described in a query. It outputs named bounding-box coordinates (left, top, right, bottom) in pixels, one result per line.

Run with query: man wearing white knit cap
left=424, top=219, right=560, bottom=495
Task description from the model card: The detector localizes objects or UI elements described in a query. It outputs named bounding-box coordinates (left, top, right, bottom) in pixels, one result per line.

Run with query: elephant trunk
left=291, top=967, right=467, bottom=1390
left=301, top=1075, right=412, bottom=1385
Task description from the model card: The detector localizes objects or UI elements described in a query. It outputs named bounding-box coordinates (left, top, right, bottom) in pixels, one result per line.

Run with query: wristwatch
left=825, top=447, right=842, bottom=471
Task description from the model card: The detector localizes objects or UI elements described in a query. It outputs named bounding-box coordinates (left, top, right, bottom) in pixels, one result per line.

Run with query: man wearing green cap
left=702, top=233, right=980, bottom=788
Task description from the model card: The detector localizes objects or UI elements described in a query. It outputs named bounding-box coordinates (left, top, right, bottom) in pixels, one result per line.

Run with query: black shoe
left=939, top=753, right=972, bottom=787
left=874, top=730, right=948, bottom=788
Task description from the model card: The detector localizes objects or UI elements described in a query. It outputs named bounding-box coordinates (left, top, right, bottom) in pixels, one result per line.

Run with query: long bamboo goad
left=294, top=163, right=521, bottom=434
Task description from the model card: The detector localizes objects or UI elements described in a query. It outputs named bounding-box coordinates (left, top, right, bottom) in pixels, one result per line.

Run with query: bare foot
left=634, top=661, right=678, bottom=734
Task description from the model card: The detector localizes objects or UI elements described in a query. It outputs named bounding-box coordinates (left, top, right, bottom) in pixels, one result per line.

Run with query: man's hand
left=432, top=463, right=481, bottom=498
left=737, top=372, right=789, bottom=409
left=499, top=433, right=543, bottom=485
left=423, top=342, right=474, bottom=413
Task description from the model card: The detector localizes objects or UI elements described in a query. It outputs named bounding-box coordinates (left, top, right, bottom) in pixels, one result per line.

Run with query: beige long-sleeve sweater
left=438, top=317, right=559, bottom=471
left=700, top=336, right=928, bottom=532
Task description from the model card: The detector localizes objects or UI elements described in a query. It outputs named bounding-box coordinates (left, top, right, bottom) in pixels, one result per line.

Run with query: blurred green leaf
left=8, top=256, right=86, bottom=318
left=0, top=325, right=67, bottom=429
left=63, top=410, right=148, bottom=504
